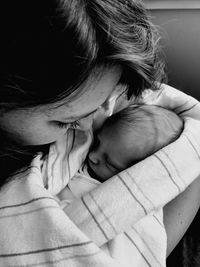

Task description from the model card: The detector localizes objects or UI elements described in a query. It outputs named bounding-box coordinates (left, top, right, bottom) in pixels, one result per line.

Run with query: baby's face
left=88, top=124, right=139, bottom=181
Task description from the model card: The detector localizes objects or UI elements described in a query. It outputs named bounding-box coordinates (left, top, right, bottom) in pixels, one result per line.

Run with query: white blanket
left=58, top=166, right=167, bottom=267
left=0, top=84, right=200, bottom=267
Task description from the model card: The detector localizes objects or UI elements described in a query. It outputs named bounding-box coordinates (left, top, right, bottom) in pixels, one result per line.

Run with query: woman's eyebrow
left=61, top=109, right=98, bottom=121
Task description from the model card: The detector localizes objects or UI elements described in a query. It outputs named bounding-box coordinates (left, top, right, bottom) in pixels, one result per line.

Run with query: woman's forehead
left=45, top=66, right=122, bottom=119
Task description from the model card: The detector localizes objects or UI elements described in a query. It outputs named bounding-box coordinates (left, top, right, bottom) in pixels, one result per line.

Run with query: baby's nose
left=88, top=150, right=101, bottom=165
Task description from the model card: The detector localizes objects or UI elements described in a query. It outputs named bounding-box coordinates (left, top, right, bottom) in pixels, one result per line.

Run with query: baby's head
left=87, top=104, right=183, bottom=182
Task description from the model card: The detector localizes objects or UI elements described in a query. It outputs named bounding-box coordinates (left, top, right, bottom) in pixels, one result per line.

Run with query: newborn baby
left=87, top=104, right=183, bottom=182
left=58, top=104, right=183, bottom=267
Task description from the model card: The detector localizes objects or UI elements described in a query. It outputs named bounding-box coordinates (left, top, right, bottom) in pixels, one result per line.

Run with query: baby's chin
left=87, top=162, right=103, bottom=182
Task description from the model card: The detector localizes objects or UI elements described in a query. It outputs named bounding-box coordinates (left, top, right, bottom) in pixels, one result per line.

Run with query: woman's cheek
left=11, top=125, right=64, bottom=146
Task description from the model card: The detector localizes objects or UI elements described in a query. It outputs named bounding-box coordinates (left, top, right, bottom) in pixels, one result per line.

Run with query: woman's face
left=0, top=67, right=121, bottom=145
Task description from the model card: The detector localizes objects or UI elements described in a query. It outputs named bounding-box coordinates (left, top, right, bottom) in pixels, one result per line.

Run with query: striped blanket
left=58, top=166, right=167, bottom=267
left=0, top=84, right=200, bottom=266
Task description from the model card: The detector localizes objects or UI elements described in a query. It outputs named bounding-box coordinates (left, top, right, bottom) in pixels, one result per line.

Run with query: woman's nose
left=88, top=150, right=101, bottom=165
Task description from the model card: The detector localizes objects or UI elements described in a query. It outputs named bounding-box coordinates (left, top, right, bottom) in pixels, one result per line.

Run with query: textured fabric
left=58, top=167, right=167, bottom=267
left=0, top=84, right=200, bottom=266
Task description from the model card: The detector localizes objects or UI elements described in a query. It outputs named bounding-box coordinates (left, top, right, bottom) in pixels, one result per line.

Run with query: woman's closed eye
left=55, top=120, right=80, bottom=129
left=70, top=120, right=80, bottom=129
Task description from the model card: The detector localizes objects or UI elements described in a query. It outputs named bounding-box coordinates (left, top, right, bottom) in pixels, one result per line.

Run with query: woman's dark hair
left=0, top=0, right=165, bottom=185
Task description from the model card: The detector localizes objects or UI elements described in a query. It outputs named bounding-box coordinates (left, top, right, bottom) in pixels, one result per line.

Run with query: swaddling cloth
left=58, top=166, right=167, bottom=267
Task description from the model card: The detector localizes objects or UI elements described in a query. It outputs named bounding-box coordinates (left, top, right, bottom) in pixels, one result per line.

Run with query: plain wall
left=147, top=8, right=200, bottom=100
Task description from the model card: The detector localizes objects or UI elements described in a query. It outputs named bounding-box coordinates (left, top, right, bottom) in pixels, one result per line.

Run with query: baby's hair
left=103, top=104, right=183, bottom=162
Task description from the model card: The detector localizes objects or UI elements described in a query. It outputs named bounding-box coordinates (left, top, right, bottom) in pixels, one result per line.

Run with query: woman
left=0, top=1, right=200, bottom=266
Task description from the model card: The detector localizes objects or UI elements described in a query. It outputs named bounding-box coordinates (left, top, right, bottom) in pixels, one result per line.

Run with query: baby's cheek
left=97, top=165, right=117, bottom=181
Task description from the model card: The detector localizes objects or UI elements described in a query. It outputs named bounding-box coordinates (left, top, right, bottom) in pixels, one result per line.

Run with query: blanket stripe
left=153, top=154, right=182, bottom=193
left=125, top=232, right=152, bottom=267
left=0, top=241, right=93, bottom=257
left=117, top=173, right=148, bottom=214
left=81, top=196, right=110, bottom=241
left=88, top=191, right=118, bottom=234
left=0, top=197, right=55, bottom=210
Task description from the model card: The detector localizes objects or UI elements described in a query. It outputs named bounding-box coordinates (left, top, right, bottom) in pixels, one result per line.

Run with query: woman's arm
left=164, top=175, right=200, bottom=256
left=65, top=84, right=200, bottom=247
left=145, top=84, right=200, bottom=255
